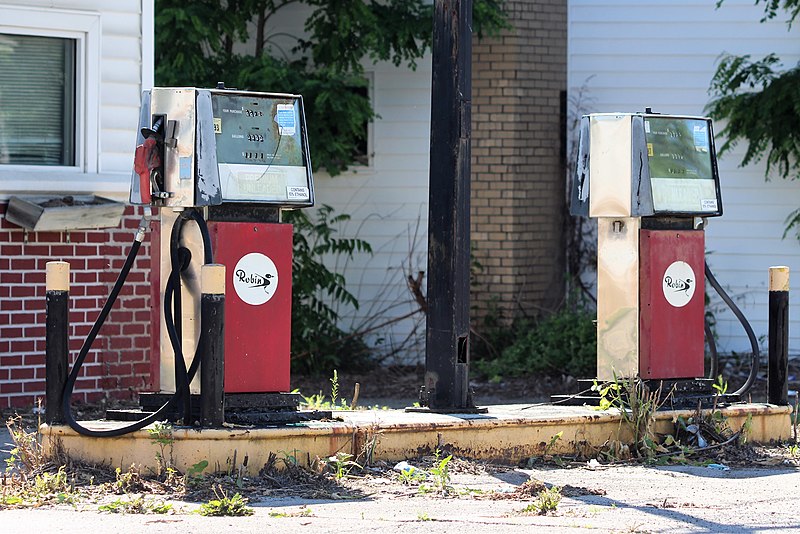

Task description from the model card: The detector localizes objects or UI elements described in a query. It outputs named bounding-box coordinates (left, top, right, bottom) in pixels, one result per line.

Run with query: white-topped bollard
left=768, top=266, right=789, bottom=405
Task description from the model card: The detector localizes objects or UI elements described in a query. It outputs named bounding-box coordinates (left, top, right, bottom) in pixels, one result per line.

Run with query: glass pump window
left=645, top=117, right=719, bottom=214
left=212, top=93, right=311, bottom=203
left=0, top=33, right=76, bottom=166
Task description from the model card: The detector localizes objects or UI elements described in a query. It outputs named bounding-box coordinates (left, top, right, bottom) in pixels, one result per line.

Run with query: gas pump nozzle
left=140, top=116, right=164, bottom=140
left=134, top=116, right=176, bottom=204
left=134, top=117, right=165, bottom=205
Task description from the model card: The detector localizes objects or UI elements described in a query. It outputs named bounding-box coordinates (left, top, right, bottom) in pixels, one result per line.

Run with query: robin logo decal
left=232, top=252, right=279, bottom=305
left=662, top=261, right=696, bottom=308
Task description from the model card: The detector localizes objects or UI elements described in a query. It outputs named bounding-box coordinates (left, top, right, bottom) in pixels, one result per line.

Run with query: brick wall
left=0, top=203, right=152, bottom=408
left=471, top=0, right=567, bottom=320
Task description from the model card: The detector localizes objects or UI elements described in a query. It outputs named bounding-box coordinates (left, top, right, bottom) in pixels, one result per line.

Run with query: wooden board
left=5, top=195, right=126, bottom=232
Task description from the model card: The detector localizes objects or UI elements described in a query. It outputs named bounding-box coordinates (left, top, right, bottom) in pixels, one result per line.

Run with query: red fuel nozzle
left=133, top=136, right=161, bottom=204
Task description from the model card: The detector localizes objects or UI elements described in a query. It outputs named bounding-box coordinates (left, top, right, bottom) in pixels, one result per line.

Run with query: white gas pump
left=568, top=111, right=758, bottom=402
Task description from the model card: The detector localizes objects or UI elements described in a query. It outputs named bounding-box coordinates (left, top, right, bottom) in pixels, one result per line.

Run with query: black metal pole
left=200, top=264, right=226, bottom=426
left=768, top=266, right=789, bottom=406
left=420, top=0, right=481, bottom=412
left=45, top=261, right=70, bottom=425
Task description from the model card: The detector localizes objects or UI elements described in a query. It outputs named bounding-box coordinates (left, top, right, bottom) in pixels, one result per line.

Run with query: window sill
left=5, top=194, right=125, bottom=232
left=0, top=171, right=129, bottom=203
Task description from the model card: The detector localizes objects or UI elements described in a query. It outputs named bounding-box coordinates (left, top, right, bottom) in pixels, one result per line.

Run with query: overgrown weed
left=586, top=375, right=765, bottom=466
left=320, top=452, right=362, bottom=480
left=99, top=495, right=173, bottom=514
left=2, top=416, right=85, bottom=507
left=197, top=484, right=254, bottom=516
left=521, top=486, right=562, bottom=515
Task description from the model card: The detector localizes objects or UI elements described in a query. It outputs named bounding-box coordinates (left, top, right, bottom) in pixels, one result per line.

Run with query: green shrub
left=474, top=304, right=596, bottom=379
left=470, top=298, right=527, bottom=363
left=285, top=205, right=374, bottom=375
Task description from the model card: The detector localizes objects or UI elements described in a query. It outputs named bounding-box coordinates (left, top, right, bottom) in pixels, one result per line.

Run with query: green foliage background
left=152, top=1, right=507, bottom=373
left=154, top=0, right=507, bottom=175
left=473, top=304, right=596, bottom=379
left=284, top=206, right=373, bottom=374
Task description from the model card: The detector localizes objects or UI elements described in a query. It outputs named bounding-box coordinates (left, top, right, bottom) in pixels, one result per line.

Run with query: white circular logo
left=662, top=261, right=696, bottom=308
left=232, top=253, right=278, bottom=306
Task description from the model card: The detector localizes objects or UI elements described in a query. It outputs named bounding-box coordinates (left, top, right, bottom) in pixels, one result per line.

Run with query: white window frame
left=0, top=4, right=101, bottom=196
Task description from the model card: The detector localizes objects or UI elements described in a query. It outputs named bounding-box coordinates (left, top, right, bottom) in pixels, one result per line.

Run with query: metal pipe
left=705, top=317, right=719, bottom=380
left=45, top=261, right=70, bottom=425
left=768, top=266, right=790, bottom=405
left=200, top=264, right=226, bottom=426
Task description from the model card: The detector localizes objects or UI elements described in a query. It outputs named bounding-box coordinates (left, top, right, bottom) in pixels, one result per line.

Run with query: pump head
left=130, top=87, right=315, bottom=209
left=570, top=112, right=722, bottom=219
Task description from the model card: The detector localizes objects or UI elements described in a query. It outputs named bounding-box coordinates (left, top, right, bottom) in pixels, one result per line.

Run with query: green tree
left=707, top=1, right=800, bottom=231
left=155, top=0, right=507, bottom=175
left=153, top=1, right=506, bottom=372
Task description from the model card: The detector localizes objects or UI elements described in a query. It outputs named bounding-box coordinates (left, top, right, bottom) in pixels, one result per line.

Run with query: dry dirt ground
left=291, top=365, right=579, bottom=408
left=1, top=448, right=800, bottom=533
left=292, top=357, right=800, bottom=408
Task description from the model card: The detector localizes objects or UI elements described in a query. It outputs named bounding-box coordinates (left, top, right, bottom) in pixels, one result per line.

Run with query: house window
left=0, top=5, right=102, bottom=196
left=0, top=33, right=77, bottom=166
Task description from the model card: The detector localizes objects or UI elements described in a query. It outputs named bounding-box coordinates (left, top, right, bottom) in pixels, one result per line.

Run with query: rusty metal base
left=107, top=392, right=332, bottom=425
left=552, top=378, right=740, bottom=409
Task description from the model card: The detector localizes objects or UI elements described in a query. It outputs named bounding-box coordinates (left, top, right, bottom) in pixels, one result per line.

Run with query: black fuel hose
left=164, top=209, right=212, bottom=424
left=62, top=209, right=212, bottom=437
left=705, top=261, right=759, bottom=396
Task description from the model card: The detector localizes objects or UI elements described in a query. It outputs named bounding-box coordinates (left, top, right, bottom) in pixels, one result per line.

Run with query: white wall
left=313, top=58, right=432, bottom=364
left=568, top=0, right=800, bottom=353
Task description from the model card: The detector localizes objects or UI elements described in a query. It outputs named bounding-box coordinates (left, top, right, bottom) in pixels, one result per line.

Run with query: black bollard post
left=45, top=261, right=70, bottom=425
left=200, top=264, right=226, bottom=427
left=768, top=266, right=789, bottom=406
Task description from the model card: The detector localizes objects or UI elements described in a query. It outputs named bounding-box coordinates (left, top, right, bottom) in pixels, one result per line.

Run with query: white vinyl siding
left=569, top=0, right=800, bottom=353
left=259, top=3, right=432, bottom=362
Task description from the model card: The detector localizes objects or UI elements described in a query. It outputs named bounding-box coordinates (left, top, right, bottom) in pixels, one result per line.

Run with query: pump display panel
left=645, top=116, right=721, bottom=215
left=212, top=92, right=312, bottom=204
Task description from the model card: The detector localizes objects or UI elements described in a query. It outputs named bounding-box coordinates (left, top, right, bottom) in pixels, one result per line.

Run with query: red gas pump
left=134, top=87, right=318, bottom=421
left=61, top=87, right=320, bottom=436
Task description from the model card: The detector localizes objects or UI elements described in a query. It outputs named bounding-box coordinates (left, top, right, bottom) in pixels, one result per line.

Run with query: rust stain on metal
left=415, top=444, right=434, bottom=457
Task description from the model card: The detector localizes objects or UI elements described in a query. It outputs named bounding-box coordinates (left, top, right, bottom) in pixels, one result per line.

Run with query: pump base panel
left=639, top=229, right=706, bottom=379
